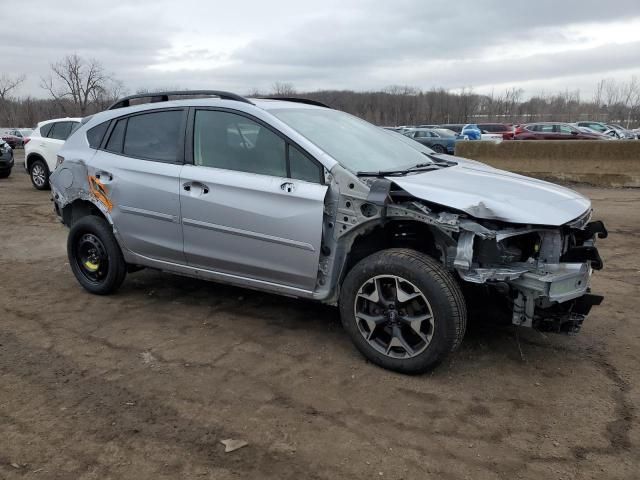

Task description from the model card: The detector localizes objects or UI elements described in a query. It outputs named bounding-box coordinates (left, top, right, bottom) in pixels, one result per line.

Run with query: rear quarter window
left=39, top=123, right=54, bottom=138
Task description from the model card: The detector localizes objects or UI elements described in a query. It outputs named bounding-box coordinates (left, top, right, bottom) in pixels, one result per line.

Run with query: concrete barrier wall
left=454, top=140, right=640, bottom=187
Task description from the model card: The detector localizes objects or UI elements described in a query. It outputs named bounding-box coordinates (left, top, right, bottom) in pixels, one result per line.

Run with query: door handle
left=95, top=170, right=113, bottom=181
left=183, top=182, right=209, bottom=194
left=280, top=181, right=295, bottom=193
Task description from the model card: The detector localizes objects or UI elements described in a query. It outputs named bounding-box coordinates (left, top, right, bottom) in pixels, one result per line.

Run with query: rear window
left=86, top=121, right=109, bottom=149
left=123, top=110, right=183, bottom=162
left=48, top=121, right=74, bottom=140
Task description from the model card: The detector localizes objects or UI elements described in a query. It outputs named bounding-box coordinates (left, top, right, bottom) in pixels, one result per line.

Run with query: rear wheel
left=67, top=216, right=127, bottom=295
left=29, top=159, right=50, bottom=190
left=431, top=144, right=445, bottom=154
left=0, top=169, right=10, bottom=179
left=339, top=249, right=466, bottom=374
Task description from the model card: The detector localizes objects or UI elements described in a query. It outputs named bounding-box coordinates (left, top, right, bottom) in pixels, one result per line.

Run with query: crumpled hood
left=388, top=158, right=591, bottom=225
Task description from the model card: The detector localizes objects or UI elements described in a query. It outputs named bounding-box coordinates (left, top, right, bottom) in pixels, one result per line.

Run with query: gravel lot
left=1, top=150, right=638, bottom=479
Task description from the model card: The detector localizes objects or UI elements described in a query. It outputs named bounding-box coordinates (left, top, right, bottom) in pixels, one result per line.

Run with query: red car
left=514, top=122, right=603, bottom=140
left=1, top=128, right=33, bottom=148
left=477, top=123, right=515, bottom=140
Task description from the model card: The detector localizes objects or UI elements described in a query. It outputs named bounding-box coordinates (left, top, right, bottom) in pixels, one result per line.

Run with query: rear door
left=179, top=108, right=327, bottom=291
left=88, top=109, right=186, bottom=264
left=539, top=124, right=558, bottom=139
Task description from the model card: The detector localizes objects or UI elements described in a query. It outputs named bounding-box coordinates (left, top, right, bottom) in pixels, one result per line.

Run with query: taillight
left=23, top=137, right=30, bottom=145
left=56, top=155, right=64, bottom=168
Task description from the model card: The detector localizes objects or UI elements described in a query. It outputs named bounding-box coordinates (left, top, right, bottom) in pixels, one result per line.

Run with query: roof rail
left=107, top=90, right=254, bottom=110
left=256, top=97, right=331, bottom=108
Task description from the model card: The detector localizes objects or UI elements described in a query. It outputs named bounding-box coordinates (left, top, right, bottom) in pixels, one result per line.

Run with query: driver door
left=179, top=108, right=328, bottom=292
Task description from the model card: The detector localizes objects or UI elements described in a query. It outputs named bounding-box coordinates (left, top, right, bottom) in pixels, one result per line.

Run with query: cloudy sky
left=2, top=0, right=640, bottom=99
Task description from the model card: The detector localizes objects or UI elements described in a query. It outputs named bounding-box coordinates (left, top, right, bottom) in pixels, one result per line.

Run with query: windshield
left=269, top=108, right=432, bottom=172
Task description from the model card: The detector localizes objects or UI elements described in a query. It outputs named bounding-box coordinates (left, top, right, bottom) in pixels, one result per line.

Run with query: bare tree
left=271, top=82, right=297, bottom=96
left=0, top=74, right=26, bottom=101
left=40, top=54, right=114, bottom=115
left=602, top=78, right=621, bottom=107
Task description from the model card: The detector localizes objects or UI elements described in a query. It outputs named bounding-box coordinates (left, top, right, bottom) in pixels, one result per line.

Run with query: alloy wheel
left=353, top=275, right=435, bottom=359
left=31, top=164, right=47, bottom=187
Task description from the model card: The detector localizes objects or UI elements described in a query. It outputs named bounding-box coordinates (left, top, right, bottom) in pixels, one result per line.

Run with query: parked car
left=514, top=122, right=604, bottom=140
left=606, top=124, right=636, bottom=140
left=461, top=124, right=502, bottom=142
left=575, top=121, right=609, bottom=134
left=50, top=90, right=606, bottom=374
left=403, top=128, right=458, bottom=153
left=1, top=128, right=33, bottom=148
left=477, top=123, right=515, bottom=140
left=0, top=139, right=14, bottom=178
left=24, top=117, right=82, bottom=190
left=461, top=124, right=482, bottom=140
left=576, top=126, right=616, bottom=140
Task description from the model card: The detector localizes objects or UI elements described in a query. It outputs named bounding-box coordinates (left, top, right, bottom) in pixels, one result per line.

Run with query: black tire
left=431, top=144, right=445, bottom=154
left=67, top=216, right=127, bottom=295
left=29, top=158, right=50, bottom=190
left=339, top=248, right=466, bottom=374
left=0, top=169, right=10, bottom=179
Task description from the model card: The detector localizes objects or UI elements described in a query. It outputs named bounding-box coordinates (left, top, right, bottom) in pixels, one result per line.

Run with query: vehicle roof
left=85, top=98, right=325, bottom=125
left=37, top=117, right=82, bottom=127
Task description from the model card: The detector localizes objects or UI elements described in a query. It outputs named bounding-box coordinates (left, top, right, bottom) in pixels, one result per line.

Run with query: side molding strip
left=182, top=217, right=315, bottom=252
left=120, top=205, right=178, bottom=223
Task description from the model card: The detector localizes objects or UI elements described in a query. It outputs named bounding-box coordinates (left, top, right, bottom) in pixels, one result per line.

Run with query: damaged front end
left=454, top=212, right=607, bottom=334
left=323, top=161, right=607, bottom=336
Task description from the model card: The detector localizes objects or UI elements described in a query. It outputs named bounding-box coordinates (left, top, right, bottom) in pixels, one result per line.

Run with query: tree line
left=2, top=55, right=639, bottom=129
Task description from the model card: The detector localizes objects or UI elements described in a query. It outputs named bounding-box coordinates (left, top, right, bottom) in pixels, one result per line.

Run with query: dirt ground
left=1, top=150, right=638, bottom=479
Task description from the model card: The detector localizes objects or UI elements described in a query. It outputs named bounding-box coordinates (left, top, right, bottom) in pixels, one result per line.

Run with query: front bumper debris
left=453, top=216, right=606, bottom=335
left=509, top=262, right=601, bottom=333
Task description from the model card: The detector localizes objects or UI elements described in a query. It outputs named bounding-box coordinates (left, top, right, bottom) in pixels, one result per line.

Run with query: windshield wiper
left=357, top=162, right=441, bottom=177
left=422, top=152, right=457, bottom=166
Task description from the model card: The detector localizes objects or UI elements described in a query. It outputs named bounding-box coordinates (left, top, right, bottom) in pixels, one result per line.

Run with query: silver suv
left=51, top=91, right=607, bottom=373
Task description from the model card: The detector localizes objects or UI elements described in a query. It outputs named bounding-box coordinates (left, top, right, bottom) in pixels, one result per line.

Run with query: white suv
left=25, top=117, right=81, bottom=189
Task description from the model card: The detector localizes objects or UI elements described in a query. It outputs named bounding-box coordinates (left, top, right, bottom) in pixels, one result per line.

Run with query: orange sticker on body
left=88, top=175, right=113, bottom=212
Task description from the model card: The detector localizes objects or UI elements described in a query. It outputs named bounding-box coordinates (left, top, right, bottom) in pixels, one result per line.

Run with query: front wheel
left=431, top=144, right=445, bottom=154
left=339, top=249, right=467, bottom=374
left=67, top=216, right=127, bottom=295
